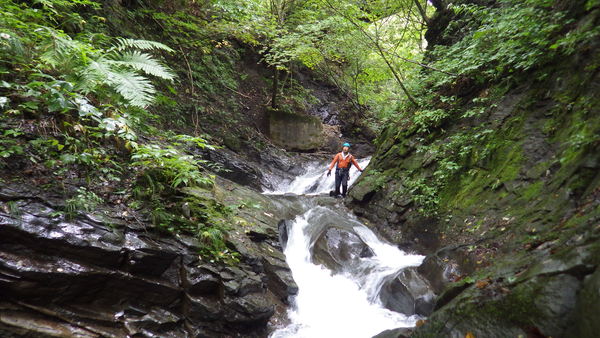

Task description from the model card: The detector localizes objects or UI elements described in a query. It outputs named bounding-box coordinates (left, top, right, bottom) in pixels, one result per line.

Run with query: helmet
left=342, top=142, right=351, bottom=147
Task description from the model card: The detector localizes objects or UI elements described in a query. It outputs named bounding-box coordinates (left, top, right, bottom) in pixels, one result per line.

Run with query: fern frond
left=40, top=32, right=81, bottom=68
left=106, top=70, right=156, bottom=107
left=115, top=38, right=175, bottom=53
left=109, top=51, right=175, bottom=80
left=0, top=32, right=26, bottom=57
left=78, top=58, right=112, bottom=92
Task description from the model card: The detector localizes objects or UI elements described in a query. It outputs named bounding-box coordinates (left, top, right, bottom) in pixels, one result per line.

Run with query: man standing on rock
left=327, top=142, right=363, bottom=198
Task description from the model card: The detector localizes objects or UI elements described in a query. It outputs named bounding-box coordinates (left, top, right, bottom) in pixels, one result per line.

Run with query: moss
left=487, top=280, right=542, bottom=326
left=443, top=144, right=522, bottom=210
left=519, top=181, right=544, bottom=201
left=353, top=168, right=390, bottom=195
left=440, top=115, right=525, bottom=211
left=496, top=144, right=524, bottom=183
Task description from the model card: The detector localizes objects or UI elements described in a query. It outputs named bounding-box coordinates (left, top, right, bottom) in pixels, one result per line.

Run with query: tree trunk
left=271, top=68, right=279, bottom=109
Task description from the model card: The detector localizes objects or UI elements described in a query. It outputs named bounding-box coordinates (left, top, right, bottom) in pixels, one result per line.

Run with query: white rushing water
left=265, top=157, right=371, bottom=195
left=268, top=158, right=425, bottom=338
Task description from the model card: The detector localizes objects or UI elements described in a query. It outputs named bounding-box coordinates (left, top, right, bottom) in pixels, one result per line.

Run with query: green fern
left=106, top=69, right=156, bottom=108
left=39, top=30, right=89, bottom=69
left=75, top=40, right=175, bottom=107
left=78, top=58, right=111, bottom=89
left=0, top=32, right=26, bottom=59
left=115, top=38, right=175, bottom=53
left=108, top=51, right=175, bottom=80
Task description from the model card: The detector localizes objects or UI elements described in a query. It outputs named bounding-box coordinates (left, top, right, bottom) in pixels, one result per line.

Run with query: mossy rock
left=573, top=267, right=600, bottom=337
left=414, top=273, right=580, bottom=338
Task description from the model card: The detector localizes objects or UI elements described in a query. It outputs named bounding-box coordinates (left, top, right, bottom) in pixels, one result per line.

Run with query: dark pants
left=334, top=167, right=350, bottom=197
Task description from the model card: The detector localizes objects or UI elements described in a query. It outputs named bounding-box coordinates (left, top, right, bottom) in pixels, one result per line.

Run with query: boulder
left=198, top=147, right=264, bottom=190
left=311, top=226, right=373, bottom=272
left=573, top=267, right=600, bottom=337
left=379, top=268, right=436, bottom=316
left=413, top=273, right=583, bottom=337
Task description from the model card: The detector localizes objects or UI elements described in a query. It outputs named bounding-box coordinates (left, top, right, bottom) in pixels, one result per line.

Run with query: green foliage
left=403, top=177, right=440, bottom=214
left=430, top=0, right=564, bottom=84
left=131, top=143, right=214, bottom=188
left=0, top=128, right=25, bottom=163
left=1, top=1, right=174, bottom=108
left=77, top=39, right=175, bottom=107
left=133, top=177, right=239, bottom=264
left=65, top=187, right=103, bottom=219
left=413, top=109, right=449, bottom=133
left=115, top=38, right=175, bottom=53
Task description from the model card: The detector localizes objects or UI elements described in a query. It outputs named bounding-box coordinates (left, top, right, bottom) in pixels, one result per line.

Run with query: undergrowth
left=372, top=0, right=600, bottom=216
left=0, top=0, right=241, bottom=264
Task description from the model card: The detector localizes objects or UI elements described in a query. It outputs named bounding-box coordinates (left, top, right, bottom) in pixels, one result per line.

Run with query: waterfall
left=267, top=158, right=425, bottom=338
left=265, top=157, right=371, bottom=195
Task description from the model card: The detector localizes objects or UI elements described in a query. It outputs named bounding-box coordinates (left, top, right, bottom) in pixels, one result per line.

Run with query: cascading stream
left=265, top=157, right=371, bottom=195
left=266, top=159, right=426, bottom=338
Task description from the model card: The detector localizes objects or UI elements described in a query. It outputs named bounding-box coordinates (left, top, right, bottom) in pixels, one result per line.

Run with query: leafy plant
left=65, top=187, right=103, bottom=219
left=0, top=128, right=25, bottom=163
left=70, top=37, right=175, bottom=107
left=131, top=144, right=213, bottom=188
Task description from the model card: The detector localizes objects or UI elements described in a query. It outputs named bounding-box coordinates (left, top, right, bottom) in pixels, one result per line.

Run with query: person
left=327, top=142, right=363, bottom=197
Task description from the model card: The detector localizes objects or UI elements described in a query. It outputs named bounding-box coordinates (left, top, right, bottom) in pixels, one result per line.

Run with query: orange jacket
left=329, top=152, right=362, bottom=171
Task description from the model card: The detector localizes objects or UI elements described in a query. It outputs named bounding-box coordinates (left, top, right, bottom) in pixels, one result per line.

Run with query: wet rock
left=198, top=147, right=264, bottom=190
left=380, top=276, right=414, bottom=315
left=223, top=292, right=274, bottom=325
left=417, top=251, right=465, bottom=294
left=573, top=267, right=600, bottom=337
left=312, top=226, right=374, bottom=272
left=414, top=272, right=583, bottom=337
left=185, top=268, right=222, bottom=297
left=380, top=268, right=436, bottom=316
left=532, top=274, right=580, bottom=337
left=0, top=183, right=290, bottom=337
left=278, top=219, right=292, bottom=249
left=261, top=249, right=298, bottom=303
left=311, top=103, right=340, bottom=125
left=372, top=327, right=413, bottom=338
left=0, top=309, right=100, bottom=338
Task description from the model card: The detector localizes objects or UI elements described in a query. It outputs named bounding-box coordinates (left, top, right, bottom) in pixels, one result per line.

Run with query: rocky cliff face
left=0, top=175, right=300, bottom=337
left=349, top=0, right=600, bottom=336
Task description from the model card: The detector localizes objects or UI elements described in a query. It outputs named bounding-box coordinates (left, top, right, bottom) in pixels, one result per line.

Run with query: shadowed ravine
left=264, top=159, right=434, bottom=337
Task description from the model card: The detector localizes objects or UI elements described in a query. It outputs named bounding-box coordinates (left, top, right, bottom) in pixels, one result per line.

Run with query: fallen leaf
left=475, top=279, right=489, bottom=289
left=465, top=332, right=475, bottom=338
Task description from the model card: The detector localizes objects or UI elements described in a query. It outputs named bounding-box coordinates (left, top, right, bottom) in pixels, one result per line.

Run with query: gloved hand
left=327, top=170, right=331, bottom=177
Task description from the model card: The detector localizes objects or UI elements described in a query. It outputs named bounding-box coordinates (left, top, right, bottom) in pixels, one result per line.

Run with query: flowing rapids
left=265, top=157, right=371, bottom=195
left=267, top=158, right=425, bottom=338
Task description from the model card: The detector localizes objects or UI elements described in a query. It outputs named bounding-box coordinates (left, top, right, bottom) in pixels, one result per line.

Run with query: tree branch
left=413, top=0, right=430, bottom=25
left=322, top=0, right=418, bottom=106
left=385, top=49, right=458, bottom=76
